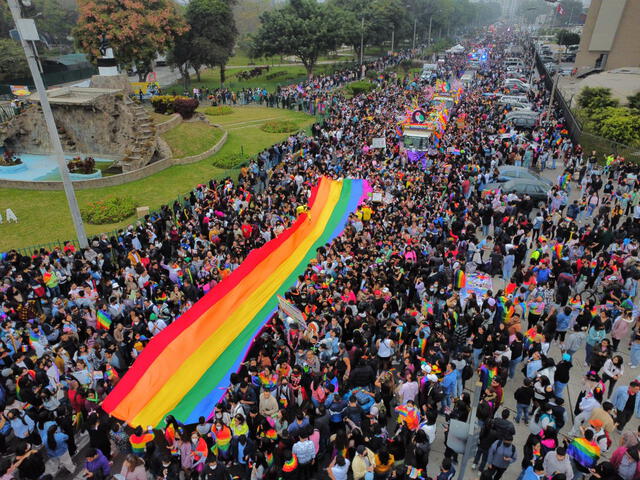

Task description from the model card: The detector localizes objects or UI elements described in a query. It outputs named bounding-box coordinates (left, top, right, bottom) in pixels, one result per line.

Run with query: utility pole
left=360, top=16, right=365, bottom=79
left=412, top=18, right=417, bottom=50
left=428, top=16, right=433, bottom=49
left=7, top=0, right=88, bottom=248
left=391, top=28, right=395, bottom=54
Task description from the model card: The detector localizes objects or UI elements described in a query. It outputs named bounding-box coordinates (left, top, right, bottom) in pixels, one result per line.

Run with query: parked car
left=503, top=79, right=531, bottom=91
left=504, top=110, right=540, bottom=129
left=495, top=166, right=553, bottom=186
left=482, top=178, right=551, bottom=203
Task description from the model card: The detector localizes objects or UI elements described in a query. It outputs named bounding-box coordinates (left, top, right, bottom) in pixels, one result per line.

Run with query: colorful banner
left=277, top=295, right=306, bottom=329
left=103, top=177, right=370, bottom=427
left=10, top=85, right=30, bottom=96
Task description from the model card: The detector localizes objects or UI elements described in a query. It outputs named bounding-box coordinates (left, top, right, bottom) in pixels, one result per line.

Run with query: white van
left=497, top=94, right=529, bottom=106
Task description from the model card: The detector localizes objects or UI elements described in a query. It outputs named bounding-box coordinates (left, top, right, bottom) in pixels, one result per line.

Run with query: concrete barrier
left=155, top=113, right=182, bottom=134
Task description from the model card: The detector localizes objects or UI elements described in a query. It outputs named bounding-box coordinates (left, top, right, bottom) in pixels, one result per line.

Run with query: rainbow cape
left=395, top=404, right=420, bottom=431
left=96, top=310, right=111, bottom=330
left=212, top=426, right=231, bottom=454
left=103, top=178, right=369, bottom=426
left=479, top=364, right=497, bottom=390
left=568, top=437, right=600, bottom=468
left=455, top=270, right=466, bottom=289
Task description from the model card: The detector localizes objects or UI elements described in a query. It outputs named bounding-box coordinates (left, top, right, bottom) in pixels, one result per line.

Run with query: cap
left=562, top=353, right=571, bottom=361
left=589, top=419, right=604, bottom=428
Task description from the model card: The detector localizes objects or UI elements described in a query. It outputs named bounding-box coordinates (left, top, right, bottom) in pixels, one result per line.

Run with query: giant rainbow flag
left=103, top=177, right=369, bottom=426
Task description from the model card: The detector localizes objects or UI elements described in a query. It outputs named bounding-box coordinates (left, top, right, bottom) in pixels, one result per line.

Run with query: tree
left=251, top=0, right=344, bottom=77
left=577, top=87, right=619, bottom=112
left=33, top=0, right=78, bottom=45
left=0, top=39, right=29, bottom=80
left=167, top=31, right=200, bottom=89
left=556, top=30, right=580, bottom=51
left=187, top=0, right=238, bottom=86
left=330, top=0, right=409, bottom=59
left=73, top=0, right=188, bottom=81
left=591, top=108, right=640, bottom=146
left=627, top=92, right=640, bottom=111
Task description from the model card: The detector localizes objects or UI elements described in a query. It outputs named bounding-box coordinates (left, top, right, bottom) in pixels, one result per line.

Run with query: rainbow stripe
left=395, top=404, right=420, bottom=431
left=455, top=270, right=466, bottom=289
left=212, top=426, right=231, bottom=454
left=554, top=243, right=563, bottom=260
left=568, top=437, right=600, bottom=468
left=130, top=431, right=155, bottom=454
left=96, top=310, right=111, bottom=330
left=103, top=178, right=369, bottom=426
left=480, top=365, right=497, bottom=390
left=283, top=455, right=299, bottom=472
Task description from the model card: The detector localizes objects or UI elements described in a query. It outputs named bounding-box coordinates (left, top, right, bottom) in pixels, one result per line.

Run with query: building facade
left=575, top=0, right=640, bottom=72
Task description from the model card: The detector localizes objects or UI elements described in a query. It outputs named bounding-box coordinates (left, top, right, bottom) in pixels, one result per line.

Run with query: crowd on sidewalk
left=1, top=29, right=640, bottom=480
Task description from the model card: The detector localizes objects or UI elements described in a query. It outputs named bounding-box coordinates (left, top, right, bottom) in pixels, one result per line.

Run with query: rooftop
left=28, top=87, right=122, bottom=106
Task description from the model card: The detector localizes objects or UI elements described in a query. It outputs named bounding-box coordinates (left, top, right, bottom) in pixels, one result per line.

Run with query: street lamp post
left=412, top=18, right=417, bottom=50
left=7, top=0, right=88, bottom=248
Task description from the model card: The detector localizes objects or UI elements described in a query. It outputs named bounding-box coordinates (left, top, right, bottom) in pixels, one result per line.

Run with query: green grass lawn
left=161, top=122, right=224, bottom=158
left=0, top=107, right=315, bottom=251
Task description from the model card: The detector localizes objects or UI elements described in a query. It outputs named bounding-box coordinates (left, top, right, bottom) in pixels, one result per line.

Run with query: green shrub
left=203, top=105, right=234, bottom=116
left=365, top=70, right=379, bottom=80
left=212, top=152, right=249, bottom=169
left=261, top=120, right=299, bottom=133
left=81, top=197, right=136, bottom=224
left=151, top=95, right=176, bottom=114
left=347, top=81, right=374, bottom=96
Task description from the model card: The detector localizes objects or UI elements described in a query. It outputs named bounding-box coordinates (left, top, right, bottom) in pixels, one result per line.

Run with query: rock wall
left=0, top=92, right=164, bottom=170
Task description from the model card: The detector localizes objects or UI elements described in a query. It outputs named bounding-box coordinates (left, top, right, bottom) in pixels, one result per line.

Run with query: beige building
left=575, top=0, right=640, bottom=74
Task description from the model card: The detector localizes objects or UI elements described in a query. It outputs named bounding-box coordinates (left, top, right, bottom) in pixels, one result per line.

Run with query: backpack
left=496, top=439, right=516, bottom=458
left=462, top=364, right=474, bottom=381
left=596, top=431, right=612, bottom=451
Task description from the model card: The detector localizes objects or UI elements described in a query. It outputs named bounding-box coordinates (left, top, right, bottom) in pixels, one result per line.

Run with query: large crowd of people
left=1, top=29, right=640, bottom=480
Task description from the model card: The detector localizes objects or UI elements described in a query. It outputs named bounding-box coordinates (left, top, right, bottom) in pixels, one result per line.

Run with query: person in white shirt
left=147, top=314, right=168, bottom=336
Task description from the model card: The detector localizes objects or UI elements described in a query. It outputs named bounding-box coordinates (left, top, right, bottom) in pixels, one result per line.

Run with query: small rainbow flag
left=395, top=404, right=420, bottom=431
left=505, top=283, right=517, bottom=295
left=568, top=437, right=600, bottom=469
left=283, top=454, right=299, bottom=472
left=266, top=452, right=274, bottom=467
left=422, top=300, right=434, bottom=316
left=106, top=365, right=119, bottom=380
left=479, top=364, right=497, bottom=390
left=28, top=330, right=40, bottom=348
left=420, top=337, right=427, bottom=356
left=554, top=243, right=563, bottom=259
left=621, top=298, right=634, bottom=310
left=455, top=270, right=466, bottom=289
left=97, top=310, right=112, bottom=330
